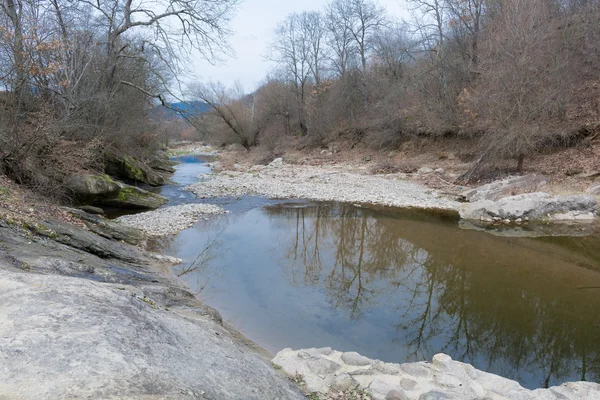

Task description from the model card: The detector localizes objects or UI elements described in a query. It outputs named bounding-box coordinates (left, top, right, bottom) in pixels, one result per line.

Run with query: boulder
left=459, top=192, right=597, bottom=222
left=460, top=174, right=546, bottom=202
left=101, top=182, right=168, bottom=210
left=585, top=183, right=600, bottom=195
left=149, top=151, right=177, bottom=173
left=0, top=270, right=306, bottom=400
left=226, top=143, right=247, bottom=152
left=105, top=154, right=168, bottom=186
left=78, top=205, right=104, bottom=215
left=418, top=167, right=434, bottom=174
left=268, top=158, right=284, bottom=168
left=65, top=173, right=120, bottom=200
left=65, top=208, right=146, bottom=245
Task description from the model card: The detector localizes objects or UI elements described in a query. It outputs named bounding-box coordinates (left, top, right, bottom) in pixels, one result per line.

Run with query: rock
left=419, top=390, right=452, bottom=400
left=459, top=192, right=597, bottom=222
left=341, top=351, right=373, bottom=366
left=386, top=389, right=409, bottom=400
left=78, top=205, right=104, bottom=215
left=65, top=173, right=120, bottom=200
left=105, top=154, right=168, bottom=187
left=400, top=378, right=417, bottom=390
left=0, top=270, right=306, bottom=400
left=418, top=167, right=434, bottom=174
left=363, top=155, right=372, bottom=162
left=586, top=183, right=600, bottom=195
left=149, top=151, right=177, bottom=173
left=268, top=158, right=284, bottom=168
left=65, top=208, right=146, bottom=245
left=565, top=168, right=583, bottom=176
left=434, top=374, right=462, bottom=388
left=399, top=363, right=430, bottom=377
left=102, top=182, right=168, bottom=210
left=579, top=171, right=600, bottom=179
left=434, top=168, right=445, bottom=174
left=460, top=174, right=546, bottom=202
left=368, top=379, right=398, bottom=398
left=273, top=349, right=600, bottom=400
left=432, top=353, right=453, bottom=370
left=307, top=357, right=339, bottom=375
left=332, top=373, right=356, bottom=390
left=226, top=143, right=247, bottom=152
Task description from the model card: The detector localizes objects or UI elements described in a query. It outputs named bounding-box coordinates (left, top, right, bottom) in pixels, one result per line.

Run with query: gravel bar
left=117, top=204, right=226, bottom=237
left=185, top=163, right=460, bottom=211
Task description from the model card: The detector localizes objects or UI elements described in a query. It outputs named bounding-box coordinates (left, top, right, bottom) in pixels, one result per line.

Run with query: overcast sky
left=189, top=0, right=410, bottom=93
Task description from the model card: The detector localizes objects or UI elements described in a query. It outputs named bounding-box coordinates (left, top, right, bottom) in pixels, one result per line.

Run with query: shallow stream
left=155, top=155, right=600, bottom=390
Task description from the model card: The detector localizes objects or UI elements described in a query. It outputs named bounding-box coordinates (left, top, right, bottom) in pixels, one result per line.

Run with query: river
left=151, top=154, right=600, bottom=390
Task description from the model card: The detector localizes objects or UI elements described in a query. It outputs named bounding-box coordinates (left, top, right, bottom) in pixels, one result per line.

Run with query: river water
left=155, top=155, right=600, bottom=390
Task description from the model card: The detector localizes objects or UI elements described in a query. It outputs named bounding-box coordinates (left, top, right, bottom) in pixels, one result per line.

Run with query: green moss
left=0, top=186, right=11, bottom=197
left=117, top=186, right=151, bottom=202
left=123, top=157, right=146, bottom=181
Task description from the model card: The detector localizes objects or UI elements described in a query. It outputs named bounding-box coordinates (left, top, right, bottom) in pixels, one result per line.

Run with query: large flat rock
left=0, top=270, right=305, bottom=400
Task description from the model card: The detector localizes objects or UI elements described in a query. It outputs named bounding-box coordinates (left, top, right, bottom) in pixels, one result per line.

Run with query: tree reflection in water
left=265, top=202, right=600, bottom=388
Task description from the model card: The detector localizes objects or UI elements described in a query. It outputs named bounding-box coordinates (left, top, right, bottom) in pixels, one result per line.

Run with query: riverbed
left=154, top=155, right=600, bottom=390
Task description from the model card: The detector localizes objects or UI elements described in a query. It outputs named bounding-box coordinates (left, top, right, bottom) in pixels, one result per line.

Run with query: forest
left=1, top=0, right=599, bottom=199
left=191, top=0, right=600, bottom=179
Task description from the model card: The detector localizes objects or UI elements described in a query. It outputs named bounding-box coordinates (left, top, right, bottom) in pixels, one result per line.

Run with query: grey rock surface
left=102, top=182, right=168, bottom=210
left=272, top=348, right=600, bottom=400
left=65, top=173, right=120, bottom=198
left=459, top=192, right=597, bottom=221
left=460, top=174, right=547, bottom=202
left=65, top=207, right=146, bottom=245
left=0, top=270, right=305, bottom=400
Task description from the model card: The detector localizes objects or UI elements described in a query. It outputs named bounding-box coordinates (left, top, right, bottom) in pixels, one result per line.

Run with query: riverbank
left=1, top=150, right=600, bottom=399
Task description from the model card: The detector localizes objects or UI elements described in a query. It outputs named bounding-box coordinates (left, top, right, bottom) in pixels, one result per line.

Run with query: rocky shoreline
left=273, top=348, right=600, bottom=400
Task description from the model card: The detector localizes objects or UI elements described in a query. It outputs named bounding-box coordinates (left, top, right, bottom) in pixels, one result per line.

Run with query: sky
left=189, top=0, right=411, bottom=93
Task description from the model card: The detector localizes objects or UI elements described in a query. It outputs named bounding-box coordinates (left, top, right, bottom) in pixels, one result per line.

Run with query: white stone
left=459, top=192, right=597, bottom=222
left=418, top=167, right=434, bottom=174
left=386, top=389, right=409, bottom=400
left=400, top=378, right=417, bottom=390
left=432, top=353, right=453, bottom=370
left=434, top=374, right=462, bottom=388
left=268, top=158, right=284, bottom=168
left=341, top=351, right=373, bottom=366
left=434, top=168, right=445, bottom=174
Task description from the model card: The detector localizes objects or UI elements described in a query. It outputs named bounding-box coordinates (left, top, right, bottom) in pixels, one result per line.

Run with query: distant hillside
left=152, top=100, right=211, bottom=120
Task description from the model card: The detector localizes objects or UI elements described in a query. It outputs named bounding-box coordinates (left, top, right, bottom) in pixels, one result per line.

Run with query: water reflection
left=171, top=202, right=600, bottom=389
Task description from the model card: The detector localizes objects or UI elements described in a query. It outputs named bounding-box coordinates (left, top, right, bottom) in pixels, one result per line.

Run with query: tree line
left=0, top=0, right=238, bottom=196
left=191, top=0, right=600, bottom=177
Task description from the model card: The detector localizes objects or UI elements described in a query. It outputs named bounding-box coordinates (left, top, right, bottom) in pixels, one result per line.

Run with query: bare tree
left=347, top=0, right=386, bottom=72
left=188, top=81, right=257, bottom=150
left=299, top=11, right=328, bottom=84
left=325, top=0, right=356, bottom=76
left=268, top=13, right=312, bottom=134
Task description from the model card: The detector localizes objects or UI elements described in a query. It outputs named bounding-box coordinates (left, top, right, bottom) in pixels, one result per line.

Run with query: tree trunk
left=517, top=154, right=525, bottom=174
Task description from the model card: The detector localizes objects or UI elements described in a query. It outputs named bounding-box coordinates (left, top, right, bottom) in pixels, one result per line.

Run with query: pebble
left=117, top=204, right=226, bottom=237
left=186, top=164, right=459, bottom=211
